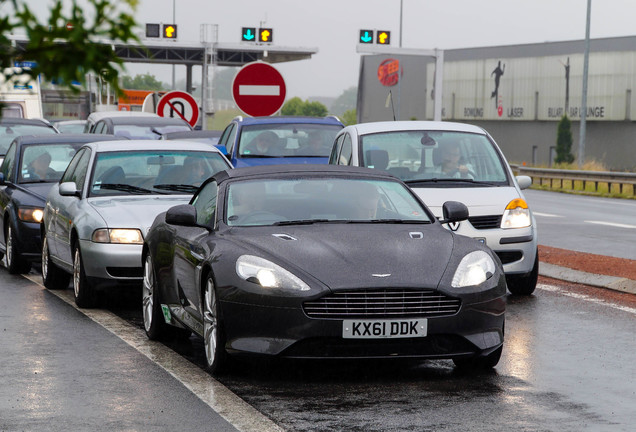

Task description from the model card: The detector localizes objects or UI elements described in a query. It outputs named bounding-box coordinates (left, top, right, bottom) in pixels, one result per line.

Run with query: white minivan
left=329, top=121, right=537, bottom=295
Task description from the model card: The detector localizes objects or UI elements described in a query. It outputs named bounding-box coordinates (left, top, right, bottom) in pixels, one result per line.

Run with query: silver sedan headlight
left=91, top=228, right=144, bottom=244
left=236, top=255, right=310, bottom=291
left=452, top=251, right=496, bottom=288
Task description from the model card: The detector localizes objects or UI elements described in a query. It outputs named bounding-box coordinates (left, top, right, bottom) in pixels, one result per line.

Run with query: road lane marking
left=533, top=212, right=563, bottom=218
left=23, top=274, right=284, bottom=432
left=585, top=220, right=636, bottom=229
left=538, top=283, right=636, bottom=316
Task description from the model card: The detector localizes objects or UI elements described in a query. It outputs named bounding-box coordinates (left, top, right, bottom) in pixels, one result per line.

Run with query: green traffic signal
left=359, top=29, right=374, bottom=44
left=242, top=27, right=256, bottom=42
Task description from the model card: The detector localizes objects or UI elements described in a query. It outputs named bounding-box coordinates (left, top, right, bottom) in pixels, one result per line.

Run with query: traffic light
left=163, top=24, right=177, bottom=39
left=145, top=23, right=160, bottom=38
left=241, top=27, right=257, bottom=42
left=259, top=28, right=273, bottom=43
left=359, top=30, right=374, bottom=44
left=377, top=30, right=391, bottom=45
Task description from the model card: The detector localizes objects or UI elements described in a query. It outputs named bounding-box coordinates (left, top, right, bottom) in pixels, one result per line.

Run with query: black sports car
left=142, top=165, right=506, bottom=373
left=0, top=134, right=120, bottom=273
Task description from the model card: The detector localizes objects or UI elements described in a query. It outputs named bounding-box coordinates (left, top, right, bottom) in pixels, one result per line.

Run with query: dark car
left=142, top=165, right=506, bottom=374
left=84, top=111, right=192, bottom=139
left=217, top=115, right=344, bottom=167
left=1, top=118, right=58, bottom=165
left=0, top=134, right=120, bottom=273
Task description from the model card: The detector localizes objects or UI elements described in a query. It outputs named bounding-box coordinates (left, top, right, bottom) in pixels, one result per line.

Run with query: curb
left=539, top=262, right=636, bottom=295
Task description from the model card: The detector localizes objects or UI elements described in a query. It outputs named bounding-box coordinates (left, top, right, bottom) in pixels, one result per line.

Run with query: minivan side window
left=329, top=134, right=344, bottom=165
left=338, top=133, right=353, bottom=165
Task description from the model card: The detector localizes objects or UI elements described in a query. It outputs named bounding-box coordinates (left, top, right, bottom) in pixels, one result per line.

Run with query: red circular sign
left=232, top=62, right=286, bottom=117
left=156, top=91, right=200, bottom=127
left=377, top=58, right=401, bottom=87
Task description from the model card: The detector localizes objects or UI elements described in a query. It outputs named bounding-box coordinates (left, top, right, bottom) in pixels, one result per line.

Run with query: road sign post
left=156, top=90, right=200, bottom=127
left=231, top=62, right=286, bottom=117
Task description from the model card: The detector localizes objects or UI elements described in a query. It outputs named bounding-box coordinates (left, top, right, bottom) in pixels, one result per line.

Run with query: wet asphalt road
left=3, top=265, right=636, bottom=431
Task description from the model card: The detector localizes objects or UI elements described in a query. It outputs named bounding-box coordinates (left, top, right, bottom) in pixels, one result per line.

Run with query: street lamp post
left=578, top=0, right=591, bottom=168
left=171, top=0, right=176, bottom=90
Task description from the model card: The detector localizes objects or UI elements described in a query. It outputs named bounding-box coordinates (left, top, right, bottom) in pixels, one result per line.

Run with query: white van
left=0, top=68, right=43, bottom=119
left=329, top=121, right=538, bottom=295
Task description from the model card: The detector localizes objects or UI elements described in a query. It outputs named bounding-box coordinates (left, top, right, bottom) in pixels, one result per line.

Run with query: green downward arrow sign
left=243, top=29, right=255, bottom=41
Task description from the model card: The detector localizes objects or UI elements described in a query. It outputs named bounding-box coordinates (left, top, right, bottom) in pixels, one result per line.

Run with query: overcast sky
left=25, top=0, right=636, bottom=99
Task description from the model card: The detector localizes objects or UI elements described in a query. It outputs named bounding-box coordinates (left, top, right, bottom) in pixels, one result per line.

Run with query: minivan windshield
left=360, top=131, right=509, bottom=184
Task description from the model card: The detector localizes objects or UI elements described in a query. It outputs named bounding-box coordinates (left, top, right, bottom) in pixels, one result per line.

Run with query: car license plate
left=342, top=319, right=427, bottom=339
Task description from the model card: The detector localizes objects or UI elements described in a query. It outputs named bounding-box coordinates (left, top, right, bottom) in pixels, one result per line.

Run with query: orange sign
left=377, top=59, right=401, bottom=87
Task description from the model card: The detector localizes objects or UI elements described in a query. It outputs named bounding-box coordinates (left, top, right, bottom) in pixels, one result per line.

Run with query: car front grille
left=303, top=289, right=461, bottom=319
left=469, top=215, right=502, bottom=230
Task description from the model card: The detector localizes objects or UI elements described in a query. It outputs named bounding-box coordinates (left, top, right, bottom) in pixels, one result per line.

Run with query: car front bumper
left=78, top=239, right=143, bottom=282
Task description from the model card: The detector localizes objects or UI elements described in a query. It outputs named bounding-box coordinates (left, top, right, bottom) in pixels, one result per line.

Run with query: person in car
left=26, top=152, right=52, bottom=180
left=435, top=143, right=474, bottom=179
left=243, top=131, right=278, bottom=156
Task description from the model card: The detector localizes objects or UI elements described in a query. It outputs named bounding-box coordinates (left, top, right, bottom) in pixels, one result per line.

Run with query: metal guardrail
left=510, top=165, right=636, bottom=196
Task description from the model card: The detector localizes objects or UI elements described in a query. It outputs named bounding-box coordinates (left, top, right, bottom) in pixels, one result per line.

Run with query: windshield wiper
left=405, top=178, right=499, bottom=186
left=153, top=184, right=198, bottom=193
left=352, top=219, right=430, bottom=224
left=274, top=219, right=332, bottom=226
left=240, top=154, right=280, bottom=158
left=99, top=183, right=154, bottom=194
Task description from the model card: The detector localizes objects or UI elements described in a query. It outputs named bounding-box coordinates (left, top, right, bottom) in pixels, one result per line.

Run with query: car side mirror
left=59, top=182, right=80, bottom=197
left=516, top=175, right=532, bottom=190
left=165, top=204, right=198, bottom=227
left=0, top=172, right=5, bottom=185
left=439, top=201, right=469, bottom=224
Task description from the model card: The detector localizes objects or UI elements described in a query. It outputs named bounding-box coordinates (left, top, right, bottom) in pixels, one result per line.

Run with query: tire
left=72, top=243, right=97, bottom=308
left=142, top=254, right=168, bottom=340
left=41, top=233, right=71, bottom=290
left=203, top=276, right=227, bottom=374
left=5, top=224, right=31, bottom=274
left=506, top=250, right=539, bottom=296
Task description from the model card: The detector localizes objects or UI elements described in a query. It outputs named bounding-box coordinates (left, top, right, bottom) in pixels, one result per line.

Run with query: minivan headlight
left=452, top=251, right=496, bottom=288
left=501, top=198, right=531, bottom=229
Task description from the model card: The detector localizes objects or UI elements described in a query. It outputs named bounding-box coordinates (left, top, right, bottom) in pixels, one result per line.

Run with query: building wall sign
left=426, top=51, right=631, bottom=121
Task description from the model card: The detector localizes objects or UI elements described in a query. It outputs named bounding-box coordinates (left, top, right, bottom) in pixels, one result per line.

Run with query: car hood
left=412, top=186, right=522, bottom=218
left=89, top=195, right=191, bottom=235
left=17, top=182, right=56, bottom=203
left=234, top=156, right=328, bottom=168
left=228, top=224, right=455, bottom=290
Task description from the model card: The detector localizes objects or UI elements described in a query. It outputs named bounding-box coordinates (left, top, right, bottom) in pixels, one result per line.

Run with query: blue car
left=217, top=116, right=344, bottom=167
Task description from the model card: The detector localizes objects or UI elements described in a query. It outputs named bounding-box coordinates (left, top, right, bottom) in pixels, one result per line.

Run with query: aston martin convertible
left=142, top=165, right=506, bottom=373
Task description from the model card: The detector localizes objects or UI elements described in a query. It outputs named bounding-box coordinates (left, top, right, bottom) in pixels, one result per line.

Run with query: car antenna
left=385, top=90, right=396, bottom=121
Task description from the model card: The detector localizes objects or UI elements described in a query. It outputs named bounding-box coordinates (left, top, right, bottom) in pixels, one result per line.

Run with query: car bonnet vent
left=272, top=233, right=297, bottom=241
left=409, top=232, right=423, bottom=239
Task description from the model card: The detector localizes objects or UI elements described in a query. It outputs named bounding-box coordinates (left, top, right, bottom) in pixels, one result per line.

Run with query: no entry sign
left=156, top=90, right=200, bottom=127
left=232, top=61, right=286, bottom=117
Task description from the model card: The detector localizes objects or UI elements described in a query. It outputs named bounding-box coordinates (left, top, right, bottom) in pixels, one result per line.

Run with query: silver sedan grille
left=303, top=289, right=461, bottom=319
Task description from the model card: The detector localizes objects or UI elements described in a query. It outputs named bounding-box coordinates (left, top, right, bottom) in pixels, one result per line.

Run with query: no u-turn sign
left=156, top=91, right=200, bottom=127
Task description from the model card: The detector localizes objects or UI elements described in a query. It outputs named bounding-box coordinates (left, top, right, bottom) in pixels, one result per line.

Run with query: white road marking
left=23, top=274, right=284, bottom=432
left=538, top=283, right=636, bottom=316
left=533, top=212, right=563, bottom=218
left=239, top=85, right=280, bottom=96
left=585, top=220, right=636, bottom=229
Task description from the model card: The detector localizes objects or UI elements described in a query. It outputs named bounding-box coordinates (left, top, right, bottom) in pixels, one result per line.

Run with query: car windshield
left=0, top=124, right=56, bottom=154
left=112, top=124, right=191, bottom=140
left=89, top=150, right=229, bottom=197
left=19, top=144, right=79, bottom=183
left=360, top=131, right=509, bottom=184
left=226, top=177, right=432, bottom=227
left=238, top=124, right=342, bottom=158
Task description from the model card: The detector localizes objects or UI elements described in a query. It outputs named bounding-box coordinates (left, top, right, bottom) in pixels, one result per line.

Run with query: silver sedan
left=41, top=140, right=232, bottom=307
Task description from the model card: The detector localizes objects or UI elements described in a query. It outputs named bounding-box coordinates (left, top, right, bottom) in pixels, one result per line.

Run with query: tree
left=331, top=86, right=357, bottom=117
left=122, top=73, right=167, bottom=91
left=341, top=109, right=357, bottom=126
left=1, top=0, right=138, bottom=95
left=555, top=115, right=575, bottom=164
left=281, top=97, right=328, bottom=117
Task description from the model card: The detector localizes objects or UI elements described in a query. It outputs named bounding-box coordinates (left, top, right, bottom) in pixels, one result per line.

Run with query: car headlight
left=501, top=198, right=531, bottom=229
left=17, top=207, right=44, bottom=223
left=92, top=228, right=143, bottom=244
left=236, top=255, right=310, bottom=291
left=452, top=250, right=496, bottom=288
